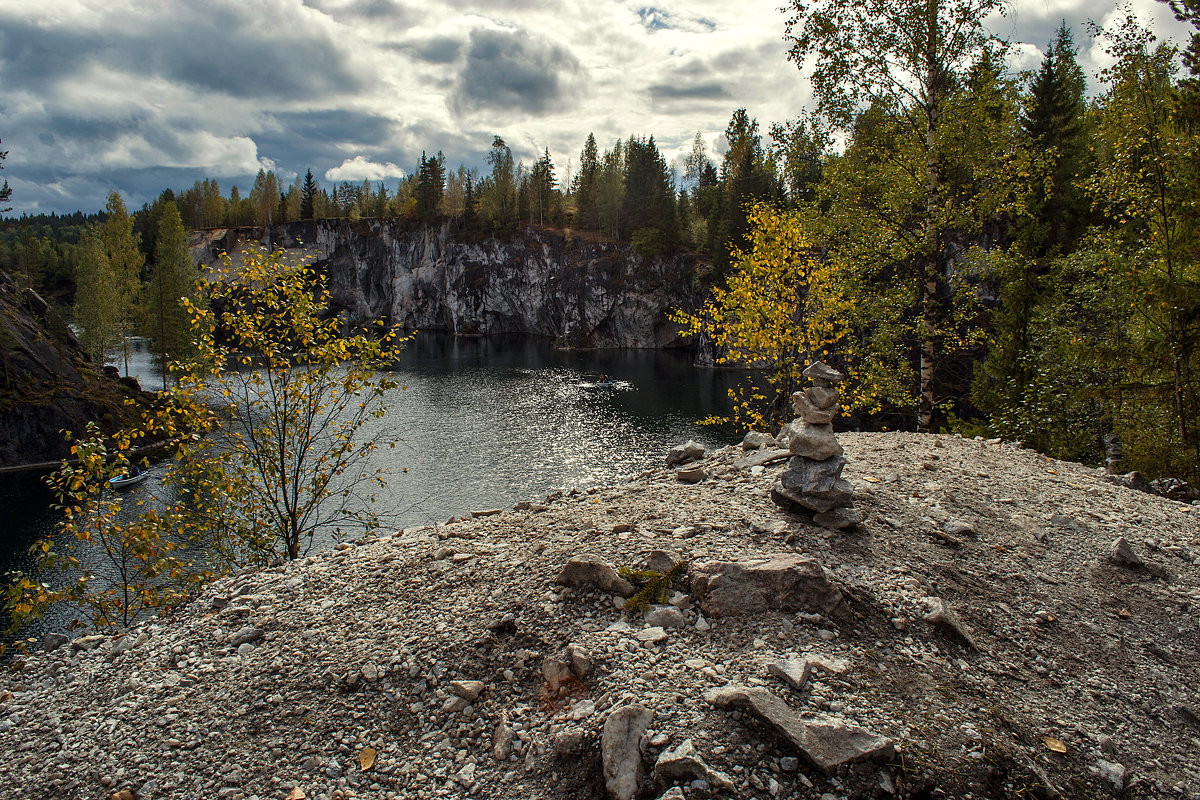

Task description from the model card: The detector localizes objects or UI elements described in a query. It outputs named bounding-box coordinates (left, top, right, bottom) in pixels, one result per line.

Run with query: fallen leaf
left=861, top=476, right=881, bottom=483
left=1046, top=469, right=1057, bottom=474
left=359, top=746, right=377, bottom=771
left=285, top=789, right=306, bottom=800
left=1043, top=736, right=1068, bottom=754
left=1118, top=608, right=1132, bottom=618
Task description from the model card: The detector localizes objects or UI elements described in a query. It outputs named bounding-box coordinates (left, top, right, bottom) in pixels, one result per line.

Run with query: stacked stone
left=770, top=361, right=864, bottom=530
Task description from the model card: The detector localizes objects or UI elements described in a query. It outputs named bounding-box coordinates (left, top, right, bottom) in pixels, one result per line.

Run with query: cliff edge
left=190, top=220, right=704, bottom=349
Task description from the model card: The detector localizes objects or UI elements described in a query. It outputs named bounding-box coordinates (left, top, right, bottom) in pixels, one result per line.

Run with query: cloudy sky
left=0, top=0, right=1193, bottom=216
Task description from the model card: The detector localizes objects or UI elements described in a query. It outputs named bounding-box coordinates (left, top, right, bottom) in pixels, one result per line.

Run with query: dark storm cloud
left=254, top=110, right=398, bottom=168
left=347, top=0, right=413, bottom=19
left=452, top=28, right=582, bottom=114
left=387, top=35, right=464, bottom=64
left=647, top=81, right=730, bottom=101
left=0, top=9, right=364, bottom=102
left=0, top=21, right=96, bottom=88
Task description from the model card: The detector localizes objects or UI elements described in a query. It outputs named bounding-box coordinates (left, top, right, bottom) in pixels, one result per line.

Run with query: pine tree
left=709, top=109, right=776, bottom=276
left=300, top=169, right=318, bottom=220
left=623, top=136, right=679, bottom=256
left=1022, top=22, right=1089, bottom=256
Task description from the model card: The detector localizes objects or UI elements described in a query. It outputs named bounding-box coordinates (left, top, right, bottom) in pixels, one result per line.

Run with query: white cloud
left=1, top=0, right=1196, bottom=214
left=325, top=156, right=407, bottom=181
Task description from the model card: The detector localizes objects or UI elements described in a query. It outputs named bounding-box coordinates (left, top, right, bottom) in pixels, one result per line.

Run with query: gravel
left=2, top=431, right=1198, bottom=799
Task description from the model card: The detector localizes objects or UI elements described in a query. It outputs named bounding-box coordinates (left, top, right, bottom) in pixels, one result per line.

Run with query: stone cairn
left=770, top=361, right=864, bottom=530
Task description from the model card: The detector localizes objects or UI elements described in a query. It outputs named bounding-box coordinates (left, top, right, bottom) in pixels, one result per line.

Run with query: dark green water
left=0, top=333, right=739, bottom=637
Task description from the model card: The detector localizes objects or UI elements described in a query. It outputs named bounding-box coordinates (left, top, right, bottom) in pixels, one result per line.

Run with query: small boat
left=594, top=375, right=618, bottom=390
left=108, top=468, right=149, bottom=490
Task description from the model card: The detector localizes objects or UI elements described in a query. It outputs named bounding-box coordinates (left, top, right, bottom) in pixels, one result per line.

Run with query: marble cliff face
left=191, top=220, right=705, bottom=350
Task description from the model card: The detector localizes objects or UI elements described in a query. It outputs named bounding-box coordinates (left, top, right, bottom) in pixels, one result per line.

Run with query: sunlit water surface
left=0, top=334, right=739, bottom=639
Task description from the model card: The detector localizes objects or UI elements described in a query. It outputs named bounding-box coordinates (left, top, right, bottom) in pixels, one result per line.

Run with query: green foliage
left=145, top=200, right=199, bottom=389
left=416, top=151, right=446, bottom=221
left=300, top=169, right=318, bottom=221
left=73, top=227, right=123, bottom=364
left=617, top=562, right=688, bottom=613
left=630, top=227, right=664, bottom=259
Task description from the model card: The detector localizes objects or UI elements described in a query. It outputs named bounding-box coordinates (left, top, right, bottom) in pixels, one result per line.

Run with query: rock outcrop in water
left=0, top=271, right=143, bottom=472
left=191, top=220, right=704, bottom=349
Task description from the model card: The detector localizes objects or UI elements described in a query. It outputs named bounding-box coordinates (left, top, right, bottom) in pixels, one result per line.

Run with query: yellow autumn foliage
left=672, top=203, right=853, bottom=432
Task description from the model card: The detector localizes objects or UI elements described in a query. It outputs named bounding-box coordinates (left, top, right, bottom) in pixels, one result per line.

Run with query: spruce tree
left=574, top=133, right=600, bottom=230
left=1022, top=22, right=1089, bottom=256
left=147, top=201, right=198, bottom=390
left=300, top=169, right=318, bottom=220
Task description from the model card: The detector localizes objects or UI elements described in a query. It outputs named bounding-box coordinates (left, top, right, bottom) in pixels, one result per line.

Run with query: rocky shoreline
left=2, top=432, right=1198, bottom=799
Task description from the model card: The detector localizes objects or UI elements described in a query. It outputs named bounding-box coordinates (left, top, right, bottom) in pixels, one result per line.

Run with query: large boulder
left=689, top=555, right=847, bottom=618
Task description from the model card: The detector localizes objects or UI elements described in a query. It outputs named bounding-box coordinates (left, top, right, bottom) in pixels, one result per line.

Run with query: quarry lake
left=0, top=333, right=738, bottom=632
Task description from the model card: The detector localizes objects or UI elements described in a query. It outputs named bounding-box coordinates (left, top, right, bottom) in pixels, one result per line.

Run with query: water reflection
left=0, top=333, right=741, bottom=637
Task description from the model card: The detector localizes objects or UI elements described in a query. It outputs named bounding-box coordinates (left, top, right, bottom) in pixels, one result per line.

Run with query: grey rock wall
left=190, top=220, right=704, bottom=349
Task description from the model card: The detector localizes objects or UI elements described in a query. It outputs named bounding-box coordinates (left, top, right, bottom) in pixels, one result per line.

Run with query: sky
left=0, top=0, right=1194, bottom=216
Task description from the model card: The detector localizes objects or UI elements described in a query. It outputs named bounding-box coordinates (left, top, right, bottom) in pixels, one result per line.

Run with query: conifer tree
left=98, top=192, right=144, bottom=376
left=415, top=151, right=445, bottom=221
left=73, top=227, right=122, bottom=365
left=574, top=133, right=600, bottom=230
left=300, top=169, right=318, bottom=220
left=0, top=138, right=10, bottom=213
left=146, top=200, right=198, bottom=390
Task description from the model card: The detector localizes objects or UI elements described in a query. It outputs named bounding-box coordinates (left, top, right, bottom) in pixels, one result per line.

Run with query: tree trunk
left=918, top=0, right=941, bottom=434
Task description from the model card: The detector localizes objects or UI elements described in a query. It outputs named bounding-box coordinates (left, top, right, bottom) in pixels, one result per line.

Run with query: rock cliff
left=0, top=272, right=142, bottom=472
left=190, top=220, right=704, bottom=349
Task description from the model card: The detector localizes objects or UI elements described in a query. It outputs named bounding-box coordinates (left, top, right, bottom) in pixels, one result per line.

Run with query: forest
left=2, top=3, right=1199, bottom=486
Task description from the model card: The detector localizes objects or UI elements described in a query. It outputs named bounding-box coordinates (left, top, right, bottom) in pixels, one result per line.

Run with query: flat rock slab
left=736, top=448, right=791, bottom=469
left=690, top=554, right=847, bottom=618
left=704, top=685, right=894, bottom=773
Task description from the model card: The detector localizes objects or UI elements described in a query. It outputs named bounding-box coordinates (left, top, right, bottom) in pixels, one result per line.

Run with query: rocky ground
left=2, top=432, right=1198, bottom=800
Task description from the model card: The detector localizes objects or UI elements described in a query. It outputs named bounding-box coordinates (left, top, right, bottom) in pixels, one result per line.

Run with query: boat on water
left=108, top=468, right=149, bottom=490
